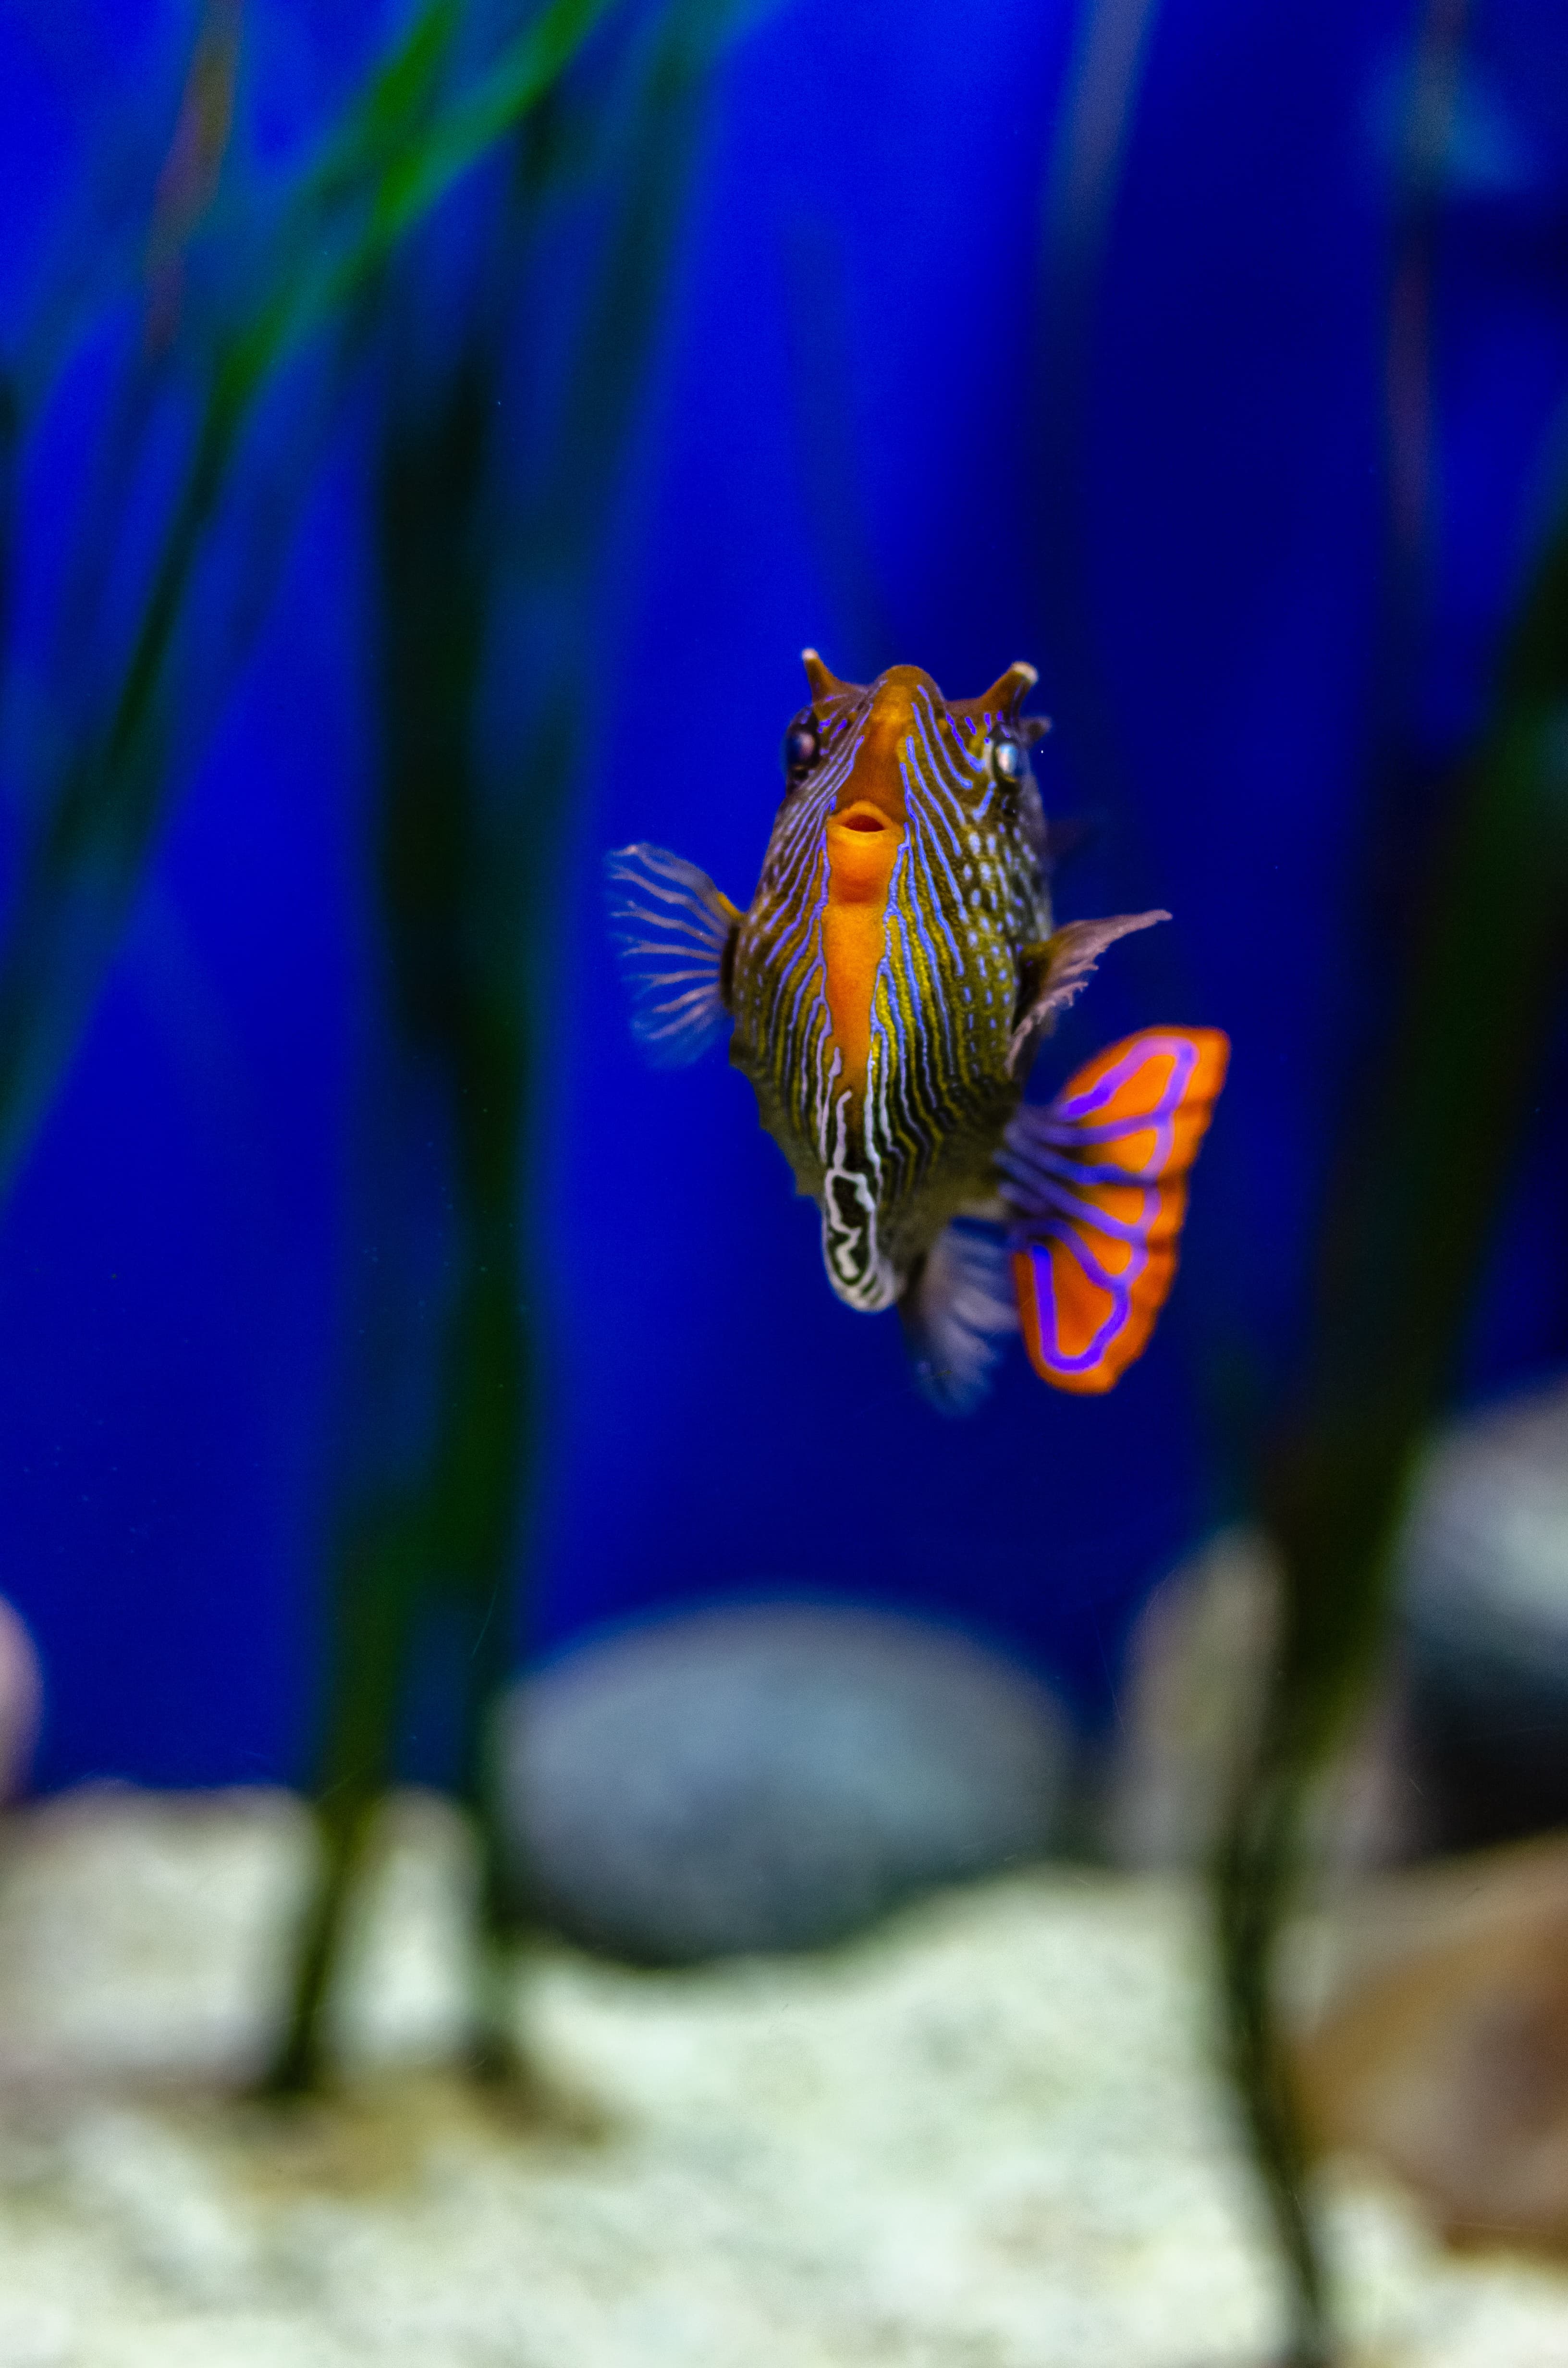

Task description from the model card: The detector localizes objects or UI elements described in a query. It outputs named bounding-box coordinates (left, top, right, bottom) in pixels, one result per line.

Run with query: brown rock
left=1296, top=1836, right=1568, bottom=2253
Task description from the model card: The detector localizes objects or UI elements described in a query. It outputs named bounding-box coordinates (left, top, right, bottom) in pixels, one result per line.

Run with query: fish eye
left=989, top=736, right=1025, bottom=788
left=782, top=716, right=821, bottom=779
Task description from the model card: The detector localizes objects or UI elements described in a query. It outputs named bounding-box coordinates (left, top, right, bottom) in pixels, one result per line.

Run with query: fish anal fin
left=606, top=842, right=742, bottom=1068
left=1009, top=911, right=1169, bottom=1075
left=899, top=1217, right=1017, bottom=1415
left=1002, top=1026, right=1229, bottom=1394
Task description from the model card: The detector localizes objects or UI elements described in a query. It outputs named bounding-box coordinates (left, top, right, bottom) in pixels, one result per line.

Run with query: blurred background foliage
left=4, top=0, right=1568, bottom=2345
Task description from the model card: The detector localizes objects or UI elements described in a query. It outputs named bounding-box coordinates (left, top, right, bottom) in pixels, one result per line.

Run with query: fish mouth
left=832, top=800, right=897, bottom=835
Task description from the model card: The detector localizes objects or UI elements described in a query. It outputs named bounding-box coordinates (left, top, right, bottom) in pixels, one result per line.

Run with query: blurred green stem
left=266, top=0, right=739, bottom=2099
left=263, top=1505, right=429, bottom=2094
left=265, top=298, right=536, bottom=2090
left=1215, top=495, right=1568, bottom=2366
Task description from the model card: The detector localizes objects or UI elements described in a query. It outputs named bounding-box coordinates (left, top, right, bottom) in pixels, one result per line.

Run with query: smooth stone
left=500, top=1601, right=1069, bottom=1963
left=1397, top=1373, right=1568, bottom=1850
left=1100, top=1527, right=1424, bottom=1871
left=1103, top=1377, right=1568, bottom=1873
left=1296, top=1835, right=1568, bottom=2254
left=1099, top=1529, right=1279, bottom=1870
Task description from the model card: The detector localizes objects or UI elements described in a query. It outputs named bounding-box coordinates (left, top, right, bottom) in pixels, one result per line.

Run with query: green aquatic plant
left=266, top=0, right=748, bottom=2097
left=1214, top=483, right=1568, bottom=2368
left=1030, top=5, right=1568, bottom=2357
left=1206, top=9, right=1568, bottom=2358
left=1, top=0, right=757, bottom=2097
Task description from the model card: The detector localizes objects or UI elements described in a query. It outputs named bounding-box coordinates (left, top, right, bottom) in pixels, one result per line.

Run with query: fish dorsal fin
left=1001, top=1027, right=1229, bottom=1394
left=1010, top=912, right=1169, bottom=1076
left=899, top=1217, right=1017, bottom=1414
left=605, top=843, right=741, bottom=1067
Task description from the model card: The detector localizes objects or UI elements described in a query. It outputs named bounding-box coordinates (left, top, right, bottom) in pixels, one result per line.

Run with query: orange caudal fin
left=998, top=1027, right=1229, bottom=1394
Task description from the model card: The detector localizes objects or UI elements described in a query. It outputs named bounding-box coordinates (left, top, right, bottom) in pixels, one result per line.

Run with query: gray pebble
left=499, top=1601, right=1068, bottom=1963
left=1398, top=1371, right=1568, bottom=1850
left=1100, top=1528, right=1424, bottom=1871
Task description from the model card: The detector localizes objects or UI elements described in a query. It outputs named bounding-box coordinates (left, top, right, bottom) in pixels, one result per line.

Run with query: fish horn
left=802, top=648, right=857, bottom=705
left=968, top=660, right=1038, bottom=715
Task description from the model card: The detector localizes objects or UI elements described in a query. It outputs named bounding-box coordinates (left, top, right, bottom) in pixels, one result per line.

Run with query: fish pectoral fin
left=605, top=843, right=742, bottom=1067
left=1009, top=911, right=1169, bottom=1075
left=898, top=1218, right=1017, bottom=1416
left=1000, top=1025, right=1229, bottom=1394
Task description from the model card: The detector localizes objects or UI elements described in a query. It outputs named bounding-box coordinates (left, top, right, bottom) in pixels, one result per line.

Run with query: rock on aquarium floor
left=0, top=1795, right=1565, bottom=2367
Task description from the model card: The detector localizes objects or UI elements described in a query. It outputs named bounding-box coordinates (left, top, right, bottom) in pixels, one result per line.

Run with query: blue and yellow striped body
left=730, top=659, right=1051, bottom=1311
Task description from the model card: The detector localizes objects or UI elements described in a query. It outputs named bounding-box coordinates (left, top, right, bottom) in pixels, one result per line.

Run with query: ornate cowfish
left=609, top=653, right=1228, bottom=1409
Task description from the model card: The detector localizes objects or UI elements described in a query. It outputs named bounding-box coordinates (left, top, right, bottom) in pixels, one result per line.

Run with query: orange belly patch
left=822, top=802, right=904, bottom=1096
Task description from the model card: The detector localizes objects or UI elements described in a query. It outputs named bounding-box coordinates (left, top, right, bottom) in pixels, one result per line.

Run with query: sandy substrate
left=0, top=1790, right=1563, bottom=2367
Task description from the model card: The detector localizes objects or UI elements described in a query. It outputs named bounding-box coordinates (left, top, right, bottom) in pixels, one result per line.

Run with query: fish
left=608, top=652, right=1228, bottom=1411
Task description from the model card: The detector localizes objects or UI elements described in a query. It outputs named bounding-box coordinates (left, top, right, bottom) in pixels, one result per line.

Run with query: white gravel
left=0, top=1787, right=1562, bottom=2367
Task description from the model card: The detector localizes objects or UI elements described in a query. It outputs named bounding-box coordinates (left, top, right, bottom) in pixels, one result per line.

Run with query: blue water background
left=2, top=0, right=1568, bottom=1788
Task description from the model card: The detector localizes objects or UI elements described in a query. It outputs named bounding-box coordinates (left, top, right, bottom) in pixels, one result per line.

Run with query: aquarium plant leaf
left=1215, top=460, right=1568, bottom=2368
left=265, top=0, right=760, bottom=2097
